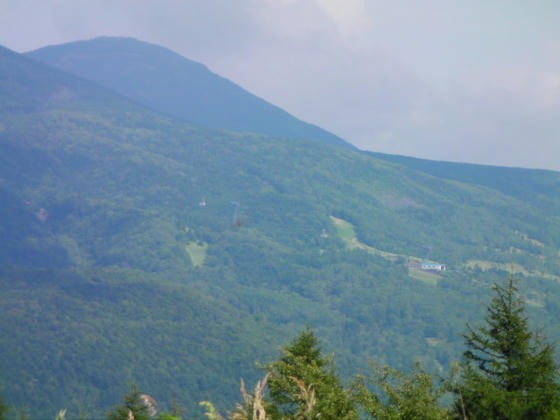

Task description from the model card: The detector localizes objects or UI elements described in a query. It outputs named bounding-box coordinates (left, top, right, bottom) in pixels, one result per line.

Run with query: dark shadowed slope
left=26, top=37, right=352, bottom=148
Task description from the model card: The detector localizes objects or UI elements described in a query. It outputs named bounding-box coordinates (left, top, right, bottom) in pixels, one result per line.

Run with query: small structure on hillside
left=421, top=261, right=446, bottom=271
left=36, top=207, right=48, bottom=223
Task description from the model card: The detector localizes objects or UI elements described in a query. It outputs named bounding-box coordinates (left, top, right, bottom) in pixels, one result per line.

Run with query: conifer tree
left=266, top=327, right=358, bottom=420
left=454, top=276, right=560, bottom=419
left=107, top=383, right=151, bottom=420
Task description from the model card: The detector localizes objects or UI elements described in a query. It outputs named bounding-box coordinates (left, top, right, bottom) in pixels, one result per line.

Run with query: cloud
left=357, top=78, right=560, bottom=170
left=315, top=0, right=368, bottom=42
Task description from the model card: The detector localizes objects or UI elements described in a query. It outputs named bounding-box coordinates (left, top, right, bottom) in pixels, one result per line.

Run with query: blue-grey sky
left=2, top=0, right=559, bottom=170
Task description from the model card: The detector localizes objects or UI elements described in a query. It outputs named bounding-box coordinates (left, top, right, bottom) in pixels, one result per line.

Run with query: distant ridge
left=26, top=36, right=353, bottom=148
left=0, top=44, right=137, bottom=114
left=367, top=151, right=560, bottom=205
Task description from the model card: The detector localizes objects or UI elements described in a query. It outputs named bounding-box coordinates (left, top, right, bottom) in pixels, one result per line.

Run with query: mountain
left=26, top=36, right=352, bottom=148
left=0, top=44, right=293, bottom=415
left=2, top=42, right=560, bottom=417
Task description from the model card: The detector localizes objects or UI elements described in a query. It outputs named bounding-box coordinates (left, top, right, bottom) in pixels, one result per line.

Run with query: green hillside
left=367, top=151, right=560, bottom=212
left=1, top=43, right=560, bottom=417
left=26, top=37, right=352, bottom=148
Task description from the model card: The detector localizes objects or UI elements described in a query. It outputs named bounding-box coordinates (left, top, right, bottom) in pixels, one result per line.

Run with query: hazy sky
left=2, top=0, right=560, bottom=170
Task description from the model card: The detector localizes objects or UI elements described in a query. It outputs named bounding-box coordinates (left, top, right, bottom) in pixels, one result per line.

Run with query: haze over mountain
left=1, top=40, right=560, bottom=417
left=26, top=37, right=351, bottom=148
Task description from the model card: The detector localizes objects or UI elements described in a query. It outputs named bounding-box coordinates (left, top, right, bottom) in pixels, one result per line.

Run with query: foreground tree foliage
left=453, top=276, right=560, bottom=420
left=354, top=361, right=450, bottom=420
left=107, top=384, right=152, bottom=420
left=265, top=327, right=359, bottom=420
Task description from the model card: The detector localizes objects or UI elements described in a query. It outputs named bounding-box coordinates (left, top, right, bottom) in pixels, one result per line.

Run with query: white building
left=421, top=262, right=446, bottom=271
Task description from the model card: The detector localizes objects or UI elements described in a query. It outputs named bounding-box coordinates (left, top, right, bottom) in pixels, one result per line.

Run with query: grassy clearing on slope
left=463, top=260, right=560, bottom=281
left=409, top=267, right=440, bottom=285
left=331, top=216, right=356, bottom=242
left=185, top=241, right=208, bottom=267
left=331, top=216, right=444, bottom=285
left=330, top=216, right=399, bottom=260
left=516, top=231, right=545, bottom=248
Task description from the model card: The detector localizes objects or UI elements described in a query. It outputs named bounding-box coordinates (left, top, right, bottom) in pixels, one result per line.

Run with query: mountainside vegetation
left=1, top=40, right=560, bottom=417
left=5, top=277, right=558, bottom=419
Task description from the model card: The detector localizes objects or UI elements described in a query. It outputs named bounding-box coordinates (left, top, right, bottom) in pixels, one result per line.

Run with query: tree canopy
left=265, top=327, right=358, bottom=420
left=107, top=384, right=152, bottom=420
left=454, top=276, right=560, bottom=419
left=354, top=361, right=450, bottom=420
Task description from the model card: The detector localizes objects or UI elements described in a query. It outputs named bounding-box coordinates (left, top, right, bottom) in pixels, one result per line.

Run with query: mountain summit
left=27, top=36, right=352, bottom=148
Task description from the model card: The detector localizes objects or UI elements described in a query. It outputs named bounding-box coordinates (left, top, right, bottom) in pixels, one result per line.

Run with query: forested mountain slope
left=1, top=43, right=560, bottom=417
left=26, top=37, right=351, bottom=148
left=368, top=151, right=560, bottom=212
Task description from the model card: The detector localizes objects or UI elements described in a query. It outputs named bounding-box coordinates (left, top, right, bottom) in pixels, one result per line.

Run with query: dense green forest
left=2, top=277, right=559, bottom=419
left=1, top=40, right=560, bottom=417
